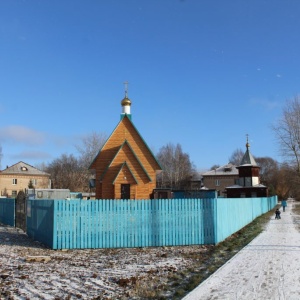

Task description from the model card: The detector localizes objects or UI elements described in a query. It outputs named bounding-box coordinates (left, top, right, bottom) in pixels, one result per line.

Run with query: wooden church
left=226, top=138, right=268, bottom=198
left=89, top=89, right=162, bottom=199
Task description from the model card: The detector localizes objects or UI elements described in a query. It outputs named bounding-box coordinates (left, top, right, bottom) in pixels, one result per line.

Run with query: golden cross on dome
left=246, top=133, right=250, bottom=148
left=124, top=81, right=129, bottom=98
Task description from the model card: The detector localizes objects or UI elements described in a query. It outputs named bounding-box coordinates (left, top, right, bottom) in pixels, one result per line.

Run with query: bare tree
left=255, top=157, right=278, bottom=185
left=43, top=132, right=107, bottom=193
left=275, top=163, right=295, bottom=200
left=255, top=156, right=279, bottom=196
left=75, top=132, right=107, bottom=192
left=45, top=154, right=87, bottom=192
left=75, top=132, right=107, bottom=168
left=272, top=96, right=300, bottom=198
left=156, top=143, right=195, bottom=189
left=272, top=96, right=300, bottom=173
left=228, top=148, right=244, bottom=166
left=34, top=162, right=48, bottom=172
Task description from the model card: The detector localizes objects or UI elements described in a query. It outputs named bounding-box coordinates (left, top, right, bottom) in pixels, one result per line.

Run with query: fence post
left=52, top=201, right=57, bottom=249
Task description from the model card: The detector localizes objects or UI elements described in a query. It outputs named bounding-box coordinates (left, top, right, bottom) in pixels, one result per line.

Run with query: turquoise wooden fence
left=25, top=196, right=277, bottom=249
left=0, top=198, right=15, bottom=226
left=214, top=196, right=277, bottom=243
left=27, top=198, right=216, bottom=249
left=26, top=200, right=54, bottom=247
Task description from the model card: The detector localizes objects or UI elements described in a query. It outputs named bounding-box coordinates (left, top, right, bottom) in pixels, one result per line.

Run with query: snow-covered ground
left=2, top=202, right=296, bottom=300
left=0, top=222, right=210, bottom=300
left=184, top=200, right=300, bottom=300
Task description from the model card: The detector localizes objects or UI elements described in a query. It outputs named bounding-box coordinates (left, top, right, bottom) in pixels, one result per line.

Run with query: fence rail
left=1, top=196, right=277, bottom=249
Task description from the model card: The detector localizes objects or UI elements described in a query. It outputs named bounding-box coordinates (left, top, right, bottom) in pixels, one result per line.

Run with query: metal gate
left=15, top=191, right=27, bottom=231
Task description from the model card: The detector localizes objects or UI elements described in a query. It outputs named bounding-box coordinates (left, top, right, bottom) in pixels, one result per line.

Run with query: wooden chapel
left=226, top=137, right=268, bottom=198
left=89, top=88, right=162, bottom=199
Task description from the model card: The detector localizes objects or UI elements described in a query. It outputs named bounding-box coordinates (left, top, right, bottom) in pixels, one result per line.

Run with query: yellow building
left=0, top=161, right=51, bottom=197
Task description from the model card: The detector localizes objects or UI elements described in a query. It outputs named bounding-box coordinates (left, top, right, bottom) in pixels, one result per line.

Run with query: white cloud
left=0, top=126, right=82, bottom=167
left=10, top=150, right=52, bottom=160
left=0, top=125, right=46, bottom=145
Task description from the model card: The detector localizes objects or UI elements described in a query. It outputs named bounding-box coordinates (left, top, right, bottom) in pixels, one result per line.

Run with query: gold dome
left=121, top=97, right=131, bottom=106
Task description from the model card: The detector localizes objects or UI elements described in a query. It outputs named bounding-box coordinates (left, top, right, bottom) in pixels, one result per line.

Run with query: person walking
left=275, top=208, right=281, bottom=219
left=282, top=199, right=287, bottom=212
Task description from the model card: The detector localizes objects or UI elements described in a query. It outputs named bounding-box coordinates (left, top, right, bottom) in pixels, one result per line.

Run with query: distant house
left=188, top=172, right=203, bottom=191
left=0, top=161, right=51, bottom=198
left=226, top=140, right=268, bottom=198
left=202, top=163, right=239, bottom=197
left=89, top=91, right=162, bottom=199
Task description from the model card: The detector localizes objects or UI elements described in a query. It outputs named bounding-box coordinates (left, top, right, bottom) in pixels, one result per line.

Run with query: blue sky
left=0, top=0, right=299, bottom=171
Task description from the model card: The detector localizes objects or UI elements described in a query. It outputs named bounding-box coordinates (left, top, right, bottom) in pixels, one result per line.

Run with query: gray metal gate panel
left=15, top=191, right=26, bottom=231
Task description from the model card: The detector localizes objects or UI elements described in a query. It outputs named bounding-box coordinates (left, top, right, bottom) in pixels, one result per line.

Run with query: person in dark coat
left=275, top=208, right=281, bottom=219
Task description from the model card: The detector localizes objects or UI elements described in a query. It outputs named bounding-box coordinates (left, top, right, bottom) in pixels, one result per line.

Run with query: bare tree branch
left=272, top=96, right=300, bottom=173
left=156, top=143, right=195, bottom=189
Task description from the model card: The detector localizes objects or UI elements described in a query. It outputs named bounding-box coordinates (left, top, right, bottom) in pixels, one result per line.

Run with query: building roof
left=202, top=163, right=239, bottom=176
left=112, top=161, right=138, bottom=184
left=89, top=114, right=162, bottom=192
left=90, top=114, right=162, bottom=172
left=226, top=183, right=267, bottom=189
left=1, top=161, right=50, bottom=176
left=98, top=140, right=153, bottom=183
left=239, top=141, right=257, bottom=166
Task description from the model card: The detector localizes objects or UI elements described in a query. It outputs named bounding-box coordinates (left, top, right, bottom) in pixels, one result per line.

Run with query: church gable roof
left=120, top=140, right=152, bottom=181
left=99, top=140, right=152, bottom=183
left=112, top=162, right=138, bottom=184
left=90, top=114, right=162, bottom=173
